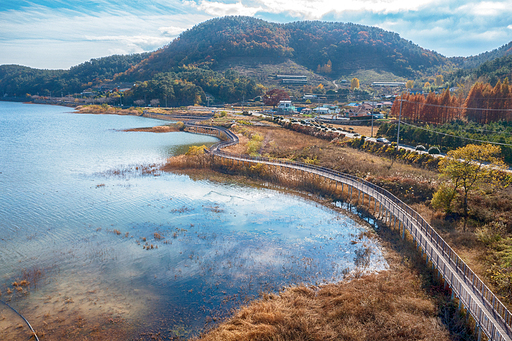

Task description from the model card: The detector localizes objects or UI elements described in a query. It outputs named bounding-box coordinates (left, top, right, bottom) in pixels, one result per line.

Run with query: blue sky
left=1, top=0, right=512, bottom=69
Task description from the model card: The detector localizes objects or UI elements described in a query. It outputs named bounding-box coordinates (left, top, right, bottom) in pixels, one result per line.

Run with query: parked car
left=376, top=137, right=390, bottom=144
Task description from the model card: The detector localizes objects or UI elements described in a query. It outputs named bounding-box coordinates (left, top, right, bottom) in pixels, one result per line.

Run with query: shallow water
left=0, top=102, right=387, bottom=339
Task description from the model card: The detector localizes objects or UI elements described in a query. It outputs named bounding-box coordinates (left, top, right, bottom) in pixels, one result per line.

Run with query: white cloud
left=159, top=26, right=188, bottom=36
left=84, top=35, right=171, bottom=48
left=185, top=0, right=443, bottom=19
left=2, top=0, right=512, bottom=68
left=0, top=3, right=210, bottom=68
left=458, top=1, right=512, bottom=16
left=185, top=0, right=262, bottom=16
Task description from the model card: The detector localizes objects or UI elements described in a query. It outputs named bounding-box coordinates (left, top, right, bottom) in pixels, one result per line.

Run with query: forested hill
left=0, top=53, right=150, bottom=96
left=446, top=54, right=512, bottom=86
left=456, top=41, right=512, bottom=69
left=120, top=16, right=451, bottom=80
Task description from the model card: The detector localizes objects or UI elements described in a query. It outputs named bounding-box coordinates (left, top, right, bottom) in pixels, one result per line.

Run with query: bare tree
left=134, top=99, right=145, bottom=107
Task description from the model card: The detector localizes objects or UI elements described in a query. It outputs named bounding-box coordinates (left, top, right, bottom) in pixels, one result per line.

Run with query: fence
left=187, top=122, right=512, bottom=341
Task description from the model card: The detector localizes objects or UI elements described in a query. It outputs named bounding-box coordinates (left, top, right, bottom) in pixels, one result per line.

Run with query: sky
left=1, top=0, right=512, bottom=70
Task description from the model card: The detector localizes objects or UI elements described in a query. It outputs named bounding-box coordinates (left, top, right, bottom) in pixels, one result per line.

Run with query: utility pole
left=371, top=93, right=375, bottom=137
left=371, top=110, right=374, bottom=137
left=396, top=97, right=403, bottom=150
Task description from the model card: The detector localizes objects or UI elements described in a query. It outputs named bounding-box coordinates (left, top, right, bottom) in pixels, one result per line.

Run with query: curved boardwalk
left=187, top=123, right=512, bottom=341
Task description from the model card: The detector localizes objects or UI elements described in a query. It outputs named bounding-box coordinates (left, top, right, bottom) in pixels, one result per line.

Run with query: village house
left=276, top=100, right=296, bottom=114
left=313, top=104, right=340, bottom=115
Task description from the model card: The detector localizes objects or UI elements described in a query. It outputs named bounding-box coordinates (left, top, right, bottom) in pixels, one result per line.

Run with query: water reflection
left=0, top=103, right=387, bottom=339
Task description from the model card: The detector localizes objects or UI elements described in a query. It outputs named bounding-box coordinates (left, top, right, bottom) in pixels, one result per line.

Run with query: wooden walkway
left=187, top=123, right=512, bottom=341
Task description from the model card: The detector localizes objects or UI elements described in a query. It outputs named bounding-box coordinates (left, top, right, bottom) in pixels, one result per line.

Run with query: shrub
left=431, top=183, right=457, bottom=213
left=428, top=146, right=440, bottom=154
left=176, top=121, right=186, bottom=131
left=415, top=145, right=426, bottom=151
left=186, top=145, right=207, bottom=156
left=246, top=134, right=264, bottom=155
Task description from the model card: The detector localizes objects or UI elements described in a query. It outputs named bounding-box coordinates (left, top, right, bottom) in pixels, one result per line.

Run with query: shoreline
left=1, top=101, right=475, bottom=340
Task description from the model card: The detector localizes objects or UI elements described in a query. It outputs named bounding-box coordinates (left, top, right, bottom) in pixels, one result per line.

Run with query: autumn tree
left=406, top=80, right=414, bottom=89
left=262, top=88, right=290, bottom=108
left=351, top=78, right=360, bottom=90
left=313, top=84, right=324, bottom=94
left=435, top=75, right=444, bottom=87
left=432, top=144, right=507, bottom=230
left=317, top=60, right=332, bottom=74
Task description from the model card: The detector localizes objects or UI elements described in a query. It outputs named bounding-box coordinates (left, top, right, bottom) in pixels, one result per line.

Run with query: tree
left=134, top=99, right=145, bottom=107
left=351, top=78, right=360, bottom=90
left=262, top=89, right=289, bottom=108
left=313, top=84, right=324, bottom=94
left=317, top=60, right=332, bottom=74
left=406, top=80, right=414, bottom=89
left=435, top=75, right=444, bottom=87
left=432, top=144, right=507, bottom=230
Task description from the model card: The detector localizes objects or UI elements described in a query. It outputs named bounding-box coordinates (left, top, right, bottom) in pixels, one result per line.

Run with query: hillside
left=0, top=53, right=150, bottom=97
left=446, top=54, right=512, bottom=86
left=120, top=16, right=452, bottom=81
left=4, top=16, right=512, bottom=106
left=456, top=41, right=512, bottom=69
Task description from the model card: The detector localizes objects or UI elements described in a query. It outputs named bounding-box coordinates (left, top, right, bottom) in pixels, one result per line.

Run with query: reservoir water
left=0, top=102, right=387, bottom=340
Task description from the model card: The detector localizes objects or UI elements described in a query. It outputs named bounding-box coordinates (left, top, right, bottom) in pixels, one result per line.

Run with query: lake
left=0, top=102, right=387, bottom=340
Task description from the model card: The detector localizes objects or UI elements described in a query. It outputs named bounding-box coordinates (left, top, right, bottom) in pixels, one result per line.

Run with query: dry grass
left=227, top=125, right=438, bottom=185
left=122, top=125, right=181, bottom=133
left=336, top=124, right=376, bottom=137
left=195, top=275, right=449, bottom=341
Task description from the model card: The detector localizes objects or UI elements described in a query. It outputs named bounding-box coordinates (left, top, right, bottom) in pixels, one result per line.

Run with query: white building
left=277, top=100, right=296, bottom=114
left=313, top=104, right=340, bottom=115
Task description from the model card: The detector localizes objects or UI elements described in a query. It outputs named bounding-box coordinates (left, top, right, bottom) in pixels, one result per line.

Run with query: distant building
left=277, top=75, right=308, bottom=84
left=276, top=75, right=307, bottom=79
left=276, top=100, right=296, bottom=114
left=300, top=108, right=313, bottom=115
left=313, top=104, right=340, bottom=115
left=372, top=82, right=406, bottom=87
left=282, top=79, right=308, bottom=84
left=408, top=88, right=424, bottom=95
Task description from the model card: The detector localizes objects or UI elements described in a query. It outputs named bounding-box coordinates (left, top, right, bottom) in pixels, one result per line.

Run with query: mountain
left=4, top=16, right=512, bottom=105
left=120, top=16, right=452, bottom=81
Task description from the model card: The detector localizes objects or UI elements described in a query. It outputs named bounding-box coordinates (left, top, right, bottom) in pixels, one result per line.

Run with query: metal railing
left=187, top=123, right=512, bottom=341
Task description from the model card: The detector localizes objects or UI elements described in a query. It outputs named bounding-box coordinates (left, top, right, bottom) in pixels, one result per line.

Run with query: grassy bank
left=214, top=119, right=512, bottom=309
left=161, top=112, right=512, bottom=339
left=164, top=156, right=475, bottom=340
